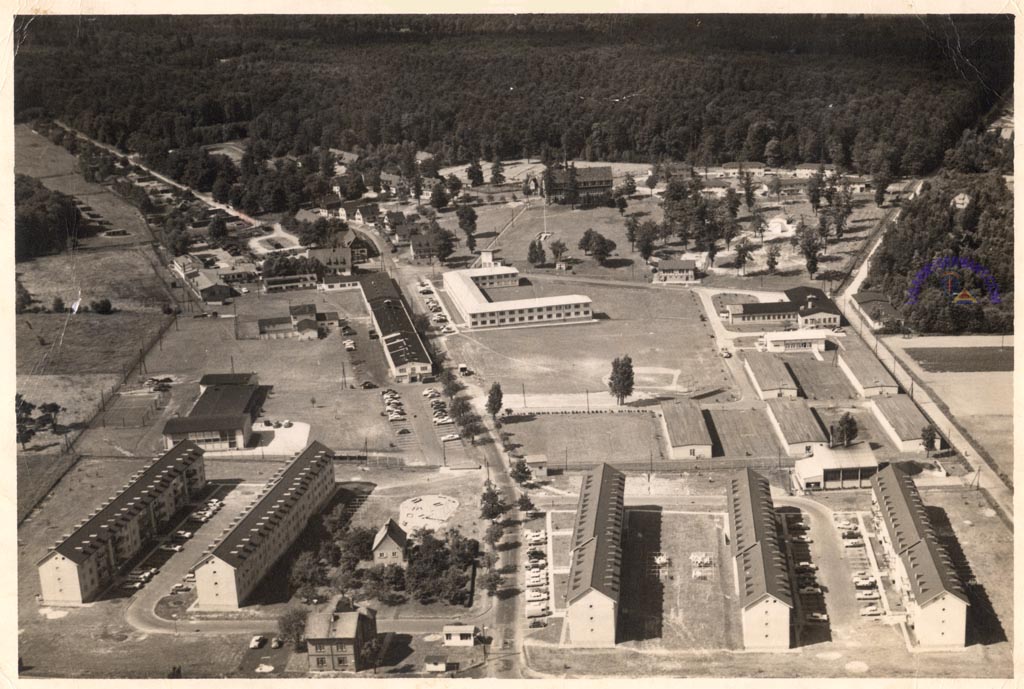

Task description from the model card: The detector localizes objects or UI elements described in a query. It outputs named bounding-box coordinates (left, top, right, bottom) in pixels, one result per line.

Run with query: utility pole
left=342, top=362, right=348, bottom=388
left=522, top=383, right=526, bottom=408
left=564, top=446, right=568, bottom=474
left=586, top=389, right=590, bottom=413
left=230, top=355, right=235, bottom=374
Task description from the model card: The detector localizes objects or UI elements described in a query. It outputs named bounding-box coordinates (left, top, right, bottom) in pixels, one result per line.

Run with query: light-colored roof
left=304, top=611, right=365, bottom=640
left=442, top=269, right=590, bottom=315
left=443, top=625, right=476, bottom=634
left=659, top=259, right=697, bottom=271
left=661, top=400, right=712, bottom=448
left=372, top=518, right=407, bottom=552
left=744, top=353, right=798, bottom=392
left=525, top=454, right=548, bottom=465
left=872, top=465, right=968, bottom=607
left=871, top=395, right=929, bottom=442
left=766, top=399, right=827, bottom=445
left=839, top=347, right=898, bottom=390
left=567, top=464, right=625, bottom=605
left=794, top=445, right=880, bottom=477
left=763, top=330, right=829, bottom=343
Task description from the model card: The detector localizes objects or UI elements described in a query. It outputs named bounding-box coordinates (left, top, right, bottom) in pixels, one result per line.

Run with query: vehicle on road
left=796, top=561, right=817, bottom=571
left=176, top=530, right=193, bottom=539
left=160, top=544, right=184, bottom=552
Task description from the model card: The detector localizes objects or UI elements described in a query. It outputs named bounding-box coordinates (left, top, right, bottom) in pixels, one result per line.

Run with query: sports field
left=503, top=413, right=662, bottom=467
left=444, top=280, right=735, bottom=397
left=905, top=347, right=1014, bottom=372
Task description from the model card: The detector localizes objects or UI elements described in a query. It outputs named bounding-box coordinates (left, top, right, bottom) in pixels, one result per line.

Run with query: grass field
left=549, top=511, right=576, bottom=532
left=482, top=196, right=664, bottom=281
left=502, top=414, right=662, bottom=467
left=619, top=509, right=738, bottom=650
left=445, top=280, right=734, bottom=397
left=703, top=407, right=783, bottom=459
left=17, top=246, right=172, bottom=312
left=550, top=533, right=573, bottom=570
left=906, top=347, right=1014, bottom=372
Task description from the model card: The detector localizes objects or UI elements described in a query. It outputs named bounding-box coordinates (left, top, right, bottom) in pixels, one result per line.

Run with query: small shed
left=425, top=655, right=450, bottom=673
left=442, top=624, right=476, bottom=647
left=525, top=454, right=548, bottom=478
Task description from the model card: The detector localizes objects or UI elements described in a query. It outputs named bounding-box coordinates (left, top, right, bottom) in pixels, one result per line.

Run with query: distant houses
left=256, top=303, right=341, bottom=340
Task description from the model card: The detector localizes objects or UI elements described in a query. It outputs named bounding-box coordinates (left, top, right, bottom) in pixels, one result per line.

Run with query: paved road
left=835, top=233, right=1014, bottom=522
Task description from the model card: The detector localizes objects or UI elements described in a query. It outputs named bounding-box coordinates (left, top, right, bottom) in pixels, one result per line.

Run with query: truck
left=458, top=363, right=470, bottom=376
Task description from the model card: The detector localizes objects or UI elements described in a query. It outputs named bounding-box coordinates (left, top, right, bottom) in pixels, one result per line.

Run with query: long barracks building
left=193, top=442, right=336, bottom=610
left=37, top=441, right=207, bottom=605
left=442, top=266, right=592, bottom=330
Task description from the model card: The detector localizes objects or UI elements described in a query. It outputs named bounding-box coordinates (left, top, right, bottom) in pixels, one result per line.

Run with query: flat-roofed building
left=765, top=399, right=827, bottom=457
left=443, top=267, right=592, bottom=330
left=194, top=442, right=336, bottom=610
left=262, top=273, right=318, bottom=293
left=726, top=468, right=792, bottom=650
left=566, top=464, right=625, bottom=647
left=837, top=348, right=899, bottom=397
left=37, top=442, right=206, bottom=605
left=743, top=353, right=798, bottom=400
left=794, top=444, right=883, bottom=490
left=442, top=624, right=476, bottom=647
left=761, top=330, right=828, bottom=353
left=660, top=400, right=713, bottom=459
left=870, top=395, right=931, bottom=452
left=871, top=465, right=969, bottom=648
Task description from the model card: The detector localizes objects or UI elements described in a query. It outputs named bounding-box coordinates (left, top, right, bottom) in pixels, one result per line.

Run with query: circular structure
left=399, top=494, right=459, bottom=532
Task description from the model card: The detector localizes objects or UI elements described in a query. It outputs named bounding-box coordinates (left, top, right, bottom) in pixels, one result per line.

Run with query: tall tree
left=768, top=175, right=783, bottom=203
left=590, top=235, right=611, bottom=265
left=765, top=244, right=781, bottom=274
left=466, top=159, right=484, bottom=187
left=486, top=382, right=503, bottom=420
left=921, top=425, right=937, bottom=456
left=446, top=173, right=463, bottom=199
left=608, top=355, right=635, bottom=405
left=733, top=237, right=755, bottom=275
left=740, top=170, right=756, bottom=210
left=490, top=159, right=506, bottom=185
left=277, top=607, right=309, bottom=650
left=429, top=183, right=448, bottom=210
left=625, top=216, right=639, bottom=251
left=645, top=173, right=658, bottom=197
left=549, top=239, right=567, bottom=263
left=836, top=412, right=858, bottom=447
left=724, top=187, right=741, bottom=218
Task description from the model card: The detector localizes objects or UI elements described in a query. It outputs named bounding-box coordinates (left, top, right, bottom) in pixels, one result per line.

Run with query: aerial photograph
left=11, top=13, right=1014, bottom=680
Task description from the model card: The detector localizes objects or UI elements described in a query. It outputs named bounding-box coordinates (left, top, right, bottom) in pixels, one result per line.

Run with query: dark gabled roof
left=296, top=319, right=318, bottom=332
left=372, top=518, right=407, bottom=551
left=743, top=352, right=798, bottom=392
left=264, top=273, right=317, bottom=285
left=727, top=469, right=793, bottom=609
left=258, top=316, right=294, bottom=332
left=853, top=291, right=891, bottom=305
left=784, top=286, right=841, bottom=317
left=871, top=465, right=969, bottom=607
left=740, top=301, right=798, bottom=316
left=203, top=442, right=335, bottom=569
left=765, top=398, right=827, bottom=445
left=199, top=373, right=256, bottom=387
left=288, top=303, right=317, bottom=318
left=45, top=442, right=205, bottom=565
left=163, top=414, right=250, bottom=434
left=190, top=384, right=269, bottom=420
left=359, top=274, right=432, bottom=367
left=567, top=464, right=625, bottom=605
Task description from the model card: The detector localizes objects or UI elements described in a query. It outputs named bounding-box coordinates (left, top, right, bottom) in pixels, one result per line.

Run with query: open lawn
left=550, top=533, right=573, bottom=570
left=444, top=280, right=735, bottom=397
left=17, top=246, right=173, bottom=312
left=620, top=509, right=738, bottom=650
left=16, top=125, right=156, bottom=249
left=17, top=312, right=171, bottom=376
left=549, top=511, right=576, bottom=532
left=905, top=347, right=1014, bottom=372
left=702, top=407, right=784, bottom=460
left=501, top=414, right=662, bottom=468
left=483, top=196, right=663, bottom=281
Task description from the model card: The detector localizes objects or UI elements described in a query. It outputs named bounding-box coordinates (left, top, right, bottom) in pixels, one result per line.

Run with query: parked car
left=441, top=433, right=460, bottom=442
left=790, top=535, right=812, bottom=543
left=160, top=544, right=184, bottom=553
left=526, top=590, right=549, bottom=602
left=529, top=619, right=547, bottom=628
left=808, top=612, right=829, bottom=623
left=176, top=530, right=193, bottom=539
left=796, top=561, right=817, bottom=571
left=121, top=581, right=143, bottom=591
left=798, top=586, right=821, bottom=595
left=345, top=344, right=356, bottom=351
left=860, top=605, right=882, bottom=616
left=361, top=381, right=378, bottom=389
left=422, top=389, right=439, bottom=396
left=397, top=428, right=412, bottom=435
left=270, top=638, right=283, bottom=649
left=854, top=578, right=877, bottom=589
left=855, top=591, right=880, bottom=601
left=851, top=570, right=871, bottom=579
left=528, top=550, right=546, bottom=560
left=844, top=539, right=865, bottom=548
left=184, top=572, right=196, bottom=582
left=433, top=417, right=453, bottom=425
left=526, top=560, right=547, bottom=571
left=249, top=636, right=266, bottom=649
left=525, top=603, right=550, bottom=618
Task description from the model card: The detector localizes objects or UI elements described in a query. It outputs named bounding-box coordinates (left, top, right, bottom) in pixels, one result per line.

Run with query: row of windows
left=472, top=311, right=589, bottom=326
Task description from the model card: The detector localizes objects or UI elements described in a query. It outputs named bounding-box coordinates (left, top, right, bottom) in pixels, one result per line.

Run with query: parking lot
left=776, top=500, right=901, bottom=649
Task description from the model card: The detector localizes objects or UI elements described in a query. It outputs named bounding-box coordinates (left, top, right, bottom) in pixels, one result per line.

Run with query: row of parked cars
left=832, top=515, right=883, bottom=616
left=420, top=281, right=457, bottom=335
left=524, top=529, right=550, bottom=621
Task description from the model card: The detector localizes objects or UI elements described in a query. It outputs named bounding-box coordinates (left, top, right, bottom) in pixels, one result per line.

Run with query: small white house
left=442, top=625, right=476, bottom=647
left=525, top=454, right=548, bottom=478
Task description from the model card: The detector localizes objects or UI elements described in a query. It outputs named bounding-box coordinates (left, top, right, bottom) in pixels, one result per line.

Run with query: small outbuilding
left=442, top=624, right=476, bottom=647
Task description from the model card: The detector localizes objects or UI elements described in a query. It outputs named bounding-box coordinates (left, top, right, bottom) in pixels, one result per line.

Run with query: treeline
left=866, top=173, right=1013, bottom=334
left=15, top=174, right=85, bottom=261
left=14, top=15, right=1011, bottom=179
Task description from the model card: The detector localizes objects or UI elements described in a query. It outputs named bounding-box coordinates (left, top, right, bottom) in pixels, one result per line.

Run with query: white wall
left=194, top=556, right=241, bottom=610
left=742, top=596, right=791, bottom=650
left=914, top=592, right=967, bottom=648
left=38, top=553, right=85, bottom=605
left=566, top=589, right=617, bottom=647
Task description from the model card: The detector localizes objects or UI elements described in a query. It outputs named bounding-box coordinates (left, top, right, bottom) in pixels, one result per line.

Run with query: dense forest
left=14, top=174, right=84, bottom=261
left=14, top=15, right=1013, bottom=178
left=866, top=167, right=1013, bottom=334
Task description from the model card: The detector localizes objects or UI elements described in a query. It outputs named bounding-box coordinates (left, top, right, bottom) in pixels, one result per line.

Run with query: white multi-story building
left=442, top=266, right=592, bottom=330
left=193, top=442, right=335, bottom=610
left=871, top=465, right=969, bottom=648
left=727, top=468, right=793, bottom=650
left=37, top=442, right=207, bottom=605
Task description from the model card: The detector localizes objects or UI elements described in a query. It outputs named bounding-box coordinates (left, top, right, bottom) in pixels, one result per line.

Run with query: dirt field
left=905, top=347, right=1014, bottom=372
left=780, top=353, right=858, bottom=401
left=502, top=414, right=662, bottom=467
left=620, top=509, right=738, bottom=650
left=444, top=281, right=735, bottom=398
